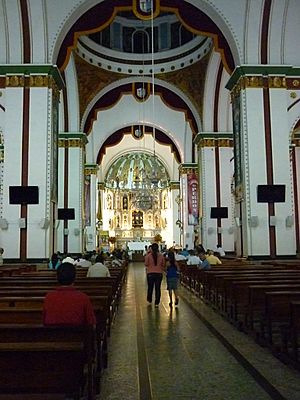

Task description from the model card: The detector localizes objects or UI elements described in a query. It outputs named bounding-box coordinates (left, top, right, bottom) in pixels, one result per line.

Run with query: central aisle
left=99, top=263, right=300, bottom=400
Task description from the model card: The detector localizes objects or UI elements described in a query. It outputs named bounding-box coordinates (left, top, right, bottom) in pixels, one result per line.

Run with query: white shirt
left=87, top=262, right=111, bottom=277
left=175, top=253, right=187, bottom=261
left=187, top=255, right=201, bottom=265
left=74, top=258, right=92, bottom=268
left=215, top=247, right=225, bottom=257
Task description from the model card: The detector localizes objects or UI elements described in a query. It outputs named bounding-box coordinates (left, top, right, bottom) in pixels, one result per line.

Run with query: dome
left=105, top=152, right=169, bottom=190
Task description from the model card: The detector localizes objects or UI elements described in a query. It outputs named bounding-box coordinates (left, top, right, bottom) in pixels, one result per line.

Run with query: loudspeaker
left=286, top=215, right=294, bottom=227
left=0, top=218, right=8, bottom=230
left=39, top=218, right=49, bottom=229
left=19, top=218, right=26, bottom=228
left=74, top=228, right=80, bottom=236
left=207, top=227, right=214, bottom=234
left=269, top=216, right=277, bottom=226
left=248, top=216, right=258, bottom=227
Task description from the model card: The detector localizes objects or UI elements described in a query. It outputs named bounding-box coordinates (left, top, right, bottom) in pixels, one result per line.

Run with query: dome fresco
left=105, top=152, right=170, bottom=190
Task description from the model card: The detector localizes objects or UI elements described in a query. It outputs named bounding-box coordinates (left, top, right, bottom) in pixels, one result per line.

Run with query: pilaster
left=0, top=65, right=63, bottom=261
left=194, top=134, right=234, bottom=251
left=58, top=132, right=88, bottom=255
left=84, top=164, right=98, bottom=252
left=226, top=65, right=298, bottom=257
left=178, top=164, right=198, bottom=249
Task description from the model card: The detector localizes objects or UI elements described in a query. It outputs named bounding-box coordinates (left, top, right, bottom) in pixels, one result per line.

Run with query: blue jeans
left=147, top=273, right=163, bottom=305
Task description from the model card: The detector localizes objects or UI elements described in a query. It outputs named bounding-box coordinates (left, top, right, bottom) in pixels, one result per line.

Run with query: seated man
left=87, top=254, right=111, bottom=277
left=186, top=250, right=201, bottom=266
left=198, top=252, right=211, bottom=270
left=43, top=262, right=96, bottom=326
left=206, top=250, right=222, bottom=265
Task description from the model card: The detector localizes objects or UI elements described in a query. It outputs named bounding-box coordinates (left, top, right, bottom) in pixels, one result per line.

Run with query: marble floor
left=99, top=263, right=300, bottom=400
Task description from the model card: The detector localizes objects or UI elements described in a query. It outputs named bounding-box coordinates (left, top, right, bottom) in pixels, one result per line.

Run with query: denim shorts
left=167, top=277, right=178, bottom=290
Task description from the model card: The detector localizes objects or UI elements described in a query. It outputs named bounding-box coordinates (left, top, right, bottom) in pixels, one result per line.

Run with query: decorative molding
left=194, top=133, right=233, bottom=148
left=58, top=132, right=88, bottom=148
left=0, top=65, right=64, bottom=89
left=169, top=181, right=180, bottom=189
left=98, top=182, right=105, bottom=190
left=179, top=163, right=198, bottom=175
left=84, top=164, right=98, bottom=175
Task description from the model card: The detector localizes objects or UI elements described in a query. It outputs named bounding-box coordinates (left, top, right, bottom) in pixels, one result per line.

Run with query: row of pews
left=179, top=259, right=300, bottom=370
left=0, top=261, right=128, bottom=400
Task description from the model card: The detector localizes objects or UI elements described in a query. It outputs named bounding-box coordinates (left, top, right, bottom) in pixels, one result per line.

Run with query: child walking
left=166, top=251, right=179, bottom=307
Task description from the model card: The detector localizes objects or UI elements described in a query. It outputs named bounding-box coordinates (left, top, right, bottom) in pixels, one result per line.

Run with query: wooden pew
left=258, top=291, right=300, bottom=348
left=0, top=324, right=96, bottom=399
left=245, top=284, right=300, bottom=331
left=280, top=301, right=300, bottom=368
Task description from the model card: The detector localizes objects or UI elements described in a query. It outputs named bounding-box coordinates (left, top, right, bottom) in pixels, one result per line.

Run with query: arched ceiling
left=57, top=0, right=236, bottom=169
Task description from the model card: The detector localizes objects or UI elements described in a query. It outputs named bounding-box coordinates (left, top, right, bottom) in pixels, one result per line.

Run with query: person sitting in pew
left=43, top=262, right=96, bottom=326
left=74, top=253, right=92, bottom=268
left=0, top=248, right=3, bottom=265
left=206, top=249, right=222, bottom=265
left=186, top=249, right=201, bottom=266
left=48, top=252, right=61, bottom=270
left=199, top=252, right=211, bottom=270
left=87, top=254, right=111, bottom=278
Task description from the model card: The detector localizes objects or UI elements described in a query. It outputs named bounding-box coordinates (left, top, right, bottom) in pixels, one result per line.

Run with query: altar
left=127, top=241, right=151, bottom=252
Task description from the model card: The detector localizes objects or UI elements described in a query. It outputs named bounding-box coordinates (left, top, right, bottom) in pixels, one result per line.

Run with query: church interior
left=0, top=0, right=300, bottom=399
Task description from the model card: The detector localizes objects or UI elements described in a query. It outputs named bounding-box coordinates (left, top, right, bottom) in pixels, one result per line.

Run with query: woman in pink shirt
left=144, top=243, right=165, bottom=306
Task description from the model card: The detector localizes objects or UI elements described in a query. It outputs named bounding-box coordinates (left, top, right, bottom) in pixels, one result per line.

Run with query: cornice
left=169, top=181, right=180, bottom=189
left=58, top=132, right=88, bottom=148
left=194, top=132, right=233, bottom=147
left=179, top=163, right=198, bottom=174
left=0, top=65, right=64, bottom=89
left=84, top=164, right=98, bottom=175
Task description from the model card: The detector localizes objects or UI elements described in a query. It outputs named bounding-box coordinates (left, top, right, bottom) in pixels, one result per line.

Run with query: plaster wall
left=4, top=0, right=22, bottom=64
left=26, top=88, right=50, bottom=259
left=218, top=69, right=232, bottom=132
left=242, top=88, right=269, bottom=255
left=0, top=1, right=8, bottom=63
left=219, top=147, right=234, bottom=251
left=202, top=52, right=220, bottom=132
left=1, top=88, right=23, bottom=258
left=89, top=94, right=188, bottom=164
left=28, top=0, right=48, bottom=63
left=200, top=147, right=217, bottom=250
left=269, top=88, right=296, bottom=255
left=64, top=53, right=80, bottom=132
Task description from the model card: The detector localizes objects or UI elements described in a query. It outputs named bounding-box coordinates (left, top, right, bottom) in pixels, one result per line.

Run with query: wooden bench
left=0, top=324, right=97, bottom=399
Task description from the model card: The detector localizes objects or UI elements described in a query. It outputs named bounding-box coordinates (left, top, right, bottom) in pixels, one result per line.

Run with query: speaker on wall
left=74, top=228, right=80, bottom=236
left=9, top=186, right=39, bottom=205
left=257, top=184, right=285, bottom=203
left=207, top=227, right=214, bottom=234
left=57, top=208, right=75, bottom=220
left=210, top=207, right=228, bottom=219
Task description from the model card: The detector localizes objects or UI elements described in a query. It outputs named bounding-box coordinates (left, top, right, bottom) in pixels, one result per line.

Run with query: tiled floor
left=99, top=263, right=300, bottom=400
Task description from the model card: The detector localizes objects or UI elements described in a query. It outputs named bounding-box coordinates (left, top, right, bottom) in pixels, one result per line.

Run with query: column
left=169, top=181, right=180, bottom=248
left=58, top=133, right=87, bottom=255
left=178, top=164, right=198, bottom=250
left=226, top=66, right=298, bottom=257
left=84, top=164, right=98, bottom=252
left=0, top=66, right=63, bottom=261
left=194, top=134, right=234, bottom=252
